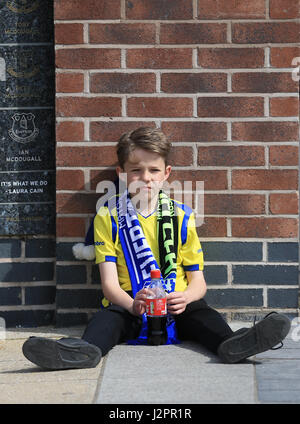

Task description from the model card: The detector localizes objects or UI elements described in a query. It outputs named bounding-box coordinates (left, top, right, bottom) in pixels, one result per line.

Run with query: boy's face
left=116, top=148, right=171, bottom=203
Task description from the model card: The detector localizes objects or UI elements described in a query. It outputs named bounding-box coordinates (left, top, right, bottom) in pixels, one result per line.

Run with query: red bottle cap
left=150, top=269, right=161, bottom=279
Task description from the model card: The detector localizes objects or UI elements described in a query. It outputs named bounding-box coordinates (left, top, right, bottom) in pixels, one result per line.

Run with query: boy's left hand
left=166, top=292, right=188, bottom=315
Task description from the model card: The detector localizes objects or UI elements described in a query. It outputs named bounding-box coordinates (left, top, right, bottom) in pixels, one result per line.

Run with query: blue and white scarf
left=116, top=190, right=180, bottom=345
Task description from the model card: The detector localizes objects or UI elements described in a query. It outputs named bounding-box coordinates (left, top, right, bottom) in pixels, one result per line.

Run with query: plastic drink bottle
left=146, top=269, right=167, bottom=345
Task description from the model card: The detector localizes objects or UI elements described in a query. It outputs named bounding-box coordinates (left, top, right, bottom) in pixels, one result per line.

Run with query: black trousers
left=82, top=297, right=234, bottom=356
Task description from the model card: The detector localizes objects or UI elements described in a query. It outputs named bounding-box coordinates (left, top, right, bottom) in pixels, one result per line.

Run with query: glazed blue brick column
left=0, top=238, right=55, bottom=327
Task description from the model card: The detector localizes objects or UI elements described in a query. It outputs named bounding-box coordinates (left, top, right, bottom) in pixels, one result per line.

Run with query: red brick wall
left=54, top=0, right=299, bottom=324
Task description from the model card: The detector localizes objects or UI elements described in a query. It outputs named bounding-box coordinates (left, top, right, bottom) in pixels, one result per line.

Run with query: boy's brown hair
left=117, top=127, right=171, bottom=169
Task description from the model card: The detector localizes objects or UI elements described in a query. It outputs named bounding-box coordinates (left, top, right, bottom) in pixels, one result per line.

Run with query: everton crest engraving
left=8, top=113, right=39, bottom=143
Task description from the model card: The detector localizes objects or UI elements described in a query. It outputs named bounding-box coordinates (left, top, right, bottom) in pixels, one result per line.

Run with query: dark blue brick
left=203, top=265, right=227, bottom=285
left=56, top=289, right=102, bottom=309
left=25, top=238, right=55, bottom=258
left=0, top=287, right=21, bottom=305
left=233, top=265, right=298, bottom=285
left=205, top=288, right=263, bottom=308
left=268, top=288, right=299, bottom=308
left=55, top=312, right=88, bottom=327
left=91, top=264, right=101, bottom=284
left=56, top=265, right=87, bottom=284
left=268, top=242, right=299, bottom=263
left=0, top=239, right=21, bottom=258
left=25, top=285, right=56, bottom=305
left=0, top=310, right=54, bottom=327
left=0, top=262, right=54, bottom=282
left=202, top=242, right=262, bottom=262
left=56, top=242, right=78, bottom=261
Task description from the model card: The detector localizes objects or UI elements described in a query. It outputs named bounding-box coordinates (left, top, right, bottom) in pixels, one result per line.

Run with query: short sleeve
left=180, top=212, right=204, bottom=271
left=94, top=206, right=117, bottom=264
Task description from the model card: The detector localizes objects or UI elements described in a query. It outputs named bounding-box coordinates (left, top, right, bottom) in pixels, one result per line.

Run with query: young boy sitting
left=22, top=127, right=291, bottom=369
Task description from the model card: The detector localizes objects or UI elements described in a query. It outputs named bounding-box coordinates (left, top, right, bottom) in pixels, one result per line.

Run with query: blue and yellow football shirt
left=94, top=197, right=204, bottom=305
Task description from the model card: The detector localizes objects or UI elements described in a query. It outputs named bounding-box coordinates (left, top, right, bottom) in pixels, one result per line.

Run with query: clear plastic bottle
left=146, top=269, right=167, bottom=345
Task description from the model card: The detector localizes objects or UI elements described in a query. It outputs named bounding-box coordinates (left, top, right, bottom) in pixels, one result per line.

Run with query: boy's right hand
left=131, top=288, right=150, bottom=316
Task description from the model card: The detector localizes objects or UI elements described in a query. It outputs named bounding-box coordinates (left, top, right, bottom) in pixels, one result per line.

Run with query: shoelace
left=253, top=312, right=284, bottom=350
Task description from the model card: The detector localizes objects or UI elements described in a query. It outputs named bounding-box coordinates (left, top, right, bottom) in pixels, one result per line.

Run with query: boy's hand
left=131, top=288, right=150, bottom=316
left=167, top=291, right=188, bottom=315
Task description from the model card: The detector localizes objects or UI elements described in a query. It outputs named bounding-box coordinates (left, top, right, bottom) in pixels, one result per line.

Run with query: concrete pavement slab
left=95, top=342, right=257, bottom=404
left=0, top=326, right=103, bottom=404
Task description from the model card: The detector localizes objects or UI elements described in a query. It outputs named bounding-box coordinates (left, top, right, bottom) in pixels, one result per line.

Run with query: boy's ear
left=164, top=165, right=172, bottom=180
left=116, top=166, right=123, bottom=178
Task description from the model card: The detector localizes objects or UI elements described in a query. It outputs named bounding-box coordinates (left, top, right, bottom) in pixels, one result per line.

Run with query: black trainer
left=218, top=312, right=291, bottom=364
left=22, top=336, right=102, bottom=370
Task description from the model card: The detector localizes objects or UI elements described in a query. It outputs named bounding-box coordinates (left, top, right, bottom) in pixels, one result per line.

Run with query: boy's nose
left=141, top=170, right=151, bottom=182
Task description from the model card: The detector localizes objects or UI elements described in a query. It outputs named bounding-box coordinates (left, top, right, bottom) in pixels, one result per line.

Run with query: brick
left=232, top=122, right=299, bottom=142
left=55, top=312, right=88, bottom=326
left=56, top=265, right=87, bottom=285
left=202, top=242, right=263, bottom=262
left=0, top=263, right=54, bottom=282
left=56, top=97, right=121, bottom=117
left=198, top=0, right=266, bottom=19
left=161, top=73, right=227, bottom=93
left=90, top=169, right=118, bottom=191
left=161, top=122, right=227, bottom=142
left=198, top=146, right=264, bottom=166
left=54, top=0, right=121, bottom=20
left=268, top=242, right=298, bottom=263
left=56, top=289, right=101, bottom=309
left=232, top=73, right=298, bottom=93
left=56, top=193, right=99, bottom=214
left=1, top=310, right=54, bottom=327
left=204, top=194, right=265, bottom=215
left=89, top=23, right=156, bottom=44
left=56, top=121, right=84, bottom=142
left=232, top=265, right=298, bottom=285
left=268, top=289, right=298, bottom=308
left=196, top=217, right=227, bottom=237
left=0, top=240, right=21, bottom=258
left=56, top=146, right=117, bottom=166
left=127, top=97, right=193, bottom=117
left=270, top=0, right=300, bottom=19
left=55, top=23, right=83, bottom=44
left=269, top=145, right=299, bottom=166
left=90, top=73, right=156, bottom=94
left=205, top=288, right=263, bottom=308
left=56, top=73, right=84, bottom=93
left=90, top=121, right=156, bottom=142
left=270, top=47, right=300, bottom=68
left=270, top=97, right=299, bottom=117
left=56, top=49, right=120, bottom=69
left=125, top=0, right=193, bottom=19
left=203, top=265, right=228, bottom=285
left=57, top=242, right=83, bottom=261
left=0, top=288, right=21, bottom=306
left=127, top=48, right=193, bottom=69
left=269, top=193, right=298, bottom=215
left=197, top=97, right=264, bottom=117
left=25, top=239, right=55, bottom=258
left=56, top=170, right=85, bottom=191
left=232, top=170, right=298, bottom=190
left=168, top=170, right=228, bottom=190
left=232, top=22, right=300, bottom=44
left=56, top=217, right=86, bottom=237
left=25, top=286, right=56, bottom=305
left=231, top=217, right=298, bottom=238
left=168, top=146, right=193, bottom=166
left=198, top=48, right=264, bottom=68
left=160, top=23, right=227, bottom=44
